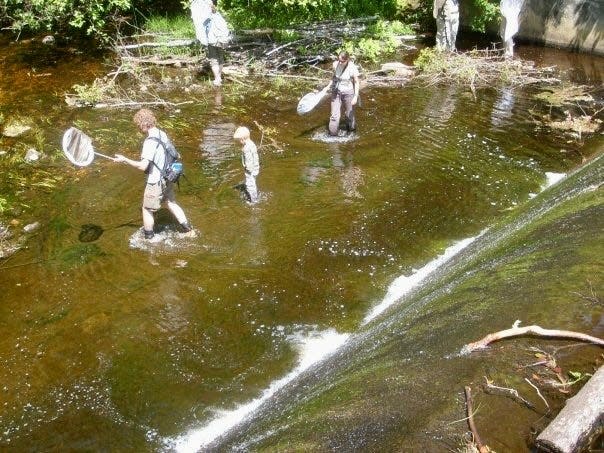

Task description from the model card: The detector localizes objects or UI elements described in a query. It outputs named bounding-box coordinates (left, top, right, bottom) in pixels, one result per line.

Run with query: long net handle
left=95, top=151, right=117, bottom=161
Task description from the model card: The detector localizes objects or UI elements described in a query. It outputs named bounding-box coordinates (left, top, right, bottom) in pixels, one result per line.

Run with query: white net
left=297, top=90, right=329, bottom=115
left=62, top=127, right=95, bottom=167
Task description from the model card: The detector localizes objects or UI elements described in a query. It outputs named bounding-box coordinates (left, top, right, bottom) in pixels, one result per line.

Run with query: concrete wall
left=460, top=0, right=603, bottom=55
left=516, top=0, right=603, bottom=55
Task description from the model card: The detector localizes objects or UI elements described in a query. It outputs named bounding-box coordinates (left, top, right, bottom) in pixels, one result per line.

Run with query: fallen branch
left=116, top=39, right=195, bottom=51
left=461, top=320, right=604, bottom=354
left=482, top=376, right=536, bottom=410
left=525, top=377, right=550, bottom=409
left=120, top=55, right=199, bottom=66
left=94, top=100, right=195, bottom=109
left=464, top=386, right=489, bottom=453
left=253, top=121, right=285, bottom=153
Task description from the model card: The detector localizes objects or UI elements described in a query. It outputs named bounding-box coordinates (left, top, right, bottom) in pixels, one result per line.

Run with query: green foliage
left=71, top=79, right=114, bottom=105
left=343, top=19, right=411, bottom=62
left=0, top=196, right=8, bottom=214
left=145, top=14, right=196, bottom=38
left=469, top=0, right=500, bottom=33
left=414, top=47, right=447, bottom=73
left=1, top=0, right=132, bottom=40
left=274, top=29, right=303, bottom=43
left=367, top=19, right=413, bottom=37
left=221, top=0, right=400, bottom=29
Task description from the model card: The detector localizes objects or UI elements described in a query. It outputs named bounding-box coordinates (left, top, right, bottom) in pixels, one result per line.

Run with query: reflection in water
left=423, top=84, right=458, bottom=125
left=201, top=122, right=236, bottom=165
left=490, top=86, right=516, bottom=128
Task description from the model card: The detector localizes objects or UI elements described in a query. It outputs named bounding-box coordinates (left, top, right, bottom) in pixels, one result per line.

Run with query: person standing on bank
left=191, top=0, right=230, bottom=86
left=114, top=109, right=193, bottom=240
left=233, top=126, right=260, bottom=204
left=327, top=51, right=360, bottom=136
left=433, top=0, right=460, bottom=52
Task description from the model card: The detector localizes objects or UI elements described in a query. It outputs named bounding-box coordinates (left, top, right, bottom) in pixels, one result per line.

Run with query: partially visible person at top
left=190, top=0, right=230, bottom=86
left=114, top=108, right=193, bottom=240
left=233, top=126, right=260, bottom=204
left=433, top=0, right=459, bottom=52
left=325, top=51, right=360, bottom=136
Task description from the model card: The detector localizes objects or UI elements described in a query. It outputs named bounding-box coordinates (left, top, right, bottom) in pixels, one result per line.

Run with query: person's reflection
left=330, top=143, right=364, bottom=199
left=423, top=84, right=458, bottom=127
left=490, top=86, right=516, bottom=128
left=200, top=89, right=234, bottom=167
left=213, top=87, right=222, bottom=111
left=246, top=209, right=266, bottom=265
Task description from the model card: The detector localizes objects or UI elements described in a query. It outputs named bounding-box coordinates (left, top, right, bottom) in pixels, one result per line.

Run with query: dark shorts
left=207, top=45, right=225, bottom=65
left=143, top=181, right=175, bottom=211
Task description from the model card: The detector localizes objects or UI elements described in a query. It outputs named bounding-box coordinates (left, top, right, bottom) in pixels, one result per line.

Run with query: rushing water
left=0, top=35, right=603, bottom=451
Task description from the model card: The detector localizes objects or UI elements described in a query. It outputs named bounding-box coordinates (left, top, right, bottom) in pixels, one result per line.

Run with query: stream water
left=0, top=36, right=603, bottom=451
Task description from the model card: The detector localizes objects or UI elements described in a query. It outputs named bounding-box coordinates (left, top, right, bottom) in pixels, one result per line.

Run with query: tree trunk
left=536, top=365, right=604, bottom=452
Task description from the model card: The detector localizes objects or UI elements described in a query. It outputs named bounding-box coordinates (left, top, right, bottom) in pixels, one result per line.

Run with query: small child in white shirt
left=233, top=126, right=260, bottom=203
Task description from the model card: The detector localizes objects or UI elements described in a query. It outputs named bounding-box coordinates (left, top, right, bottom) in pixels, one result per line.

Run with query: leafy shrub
left=71, top=79, right=114, bottom=106
left=469, top=0, right=500, bottom=33
left=1, top=0, right=132, bottom=40
left=343, top=20, right=410, bottom=62
left=414, top=47, right=447, bottom=73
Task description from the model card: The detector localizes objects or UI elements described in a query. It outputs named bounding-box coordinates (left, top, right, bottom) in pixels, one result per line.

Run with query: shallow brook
left=0, top=35, right=603, bottom=451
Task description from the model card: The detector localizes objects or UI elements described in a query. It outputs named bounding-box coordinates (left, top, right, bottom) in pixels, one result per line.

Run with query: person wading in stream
left=114, top=108, right=193, bottom=240
left=326, top=51, right=360, bottom=136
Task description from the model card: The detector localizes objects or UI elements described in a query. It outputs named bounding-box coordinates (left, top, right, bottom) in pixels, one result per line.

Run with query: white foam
left=169, top=234, right=481, bottom=450
left=311, top=129, right=359, bottom=143
left=362, top=235, right=480, bottom=325
left=544, top=172, right=566, bottom=189
left=170, top=328, right=349, bottom=452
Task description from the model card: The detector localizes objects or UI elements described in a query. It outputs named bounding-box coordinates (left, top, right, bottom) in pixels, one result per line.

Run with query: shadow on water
left=0, top=36, right=602, bottom=451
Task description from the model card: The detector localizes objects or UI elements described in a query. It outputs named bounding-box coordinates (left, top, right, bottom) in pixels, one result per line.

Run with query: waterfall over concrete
left=209, top=153, right=603, bottom=451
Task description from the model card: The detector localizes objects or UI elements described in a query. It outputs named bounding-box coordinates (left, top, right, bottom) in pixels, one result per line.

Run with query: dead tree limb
left=535, top=365, right=604, bottom=453
left=464, top=386, right=489, bottom=453
left=482, top=376, right=536, bottom=410
left=461, top=320, right=604, bottom=354
left=116, top=39, right=195, bottom=51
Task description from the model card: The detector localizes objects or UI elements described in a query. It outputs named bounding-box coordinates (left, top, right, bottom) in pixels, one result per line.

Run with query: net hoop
left=62, top=127, right=95, bottom=167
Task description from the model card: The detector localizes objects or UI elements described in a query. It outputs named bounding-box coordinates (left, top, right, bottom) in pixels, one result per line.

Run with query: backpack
left=205, top=12, right=232, bottom=47
left=146, top=136, right=184, bottom=184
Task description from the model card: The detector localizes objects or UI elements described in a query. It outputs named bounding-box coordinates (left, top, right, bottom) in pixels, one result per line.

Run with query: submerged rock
left=24, top=148, right=40, bottom=162
left=23, top=222, right=40, bottom=233
left=41, top=35, right=55, bottom=45
left=3, top=120, right=31, bottom=137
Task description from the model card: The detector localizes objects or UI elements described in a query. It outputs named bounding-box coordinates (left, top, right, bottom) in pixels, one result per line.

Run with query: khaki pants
left=329, top=92, right=356, bottom=136
left=143, top=181, right=175, bottom=211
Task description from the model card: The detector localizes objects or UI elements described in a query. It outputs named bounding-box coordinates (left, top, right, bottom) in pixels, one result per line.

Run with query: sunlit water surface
left=0, top=36, right=603, bottom=450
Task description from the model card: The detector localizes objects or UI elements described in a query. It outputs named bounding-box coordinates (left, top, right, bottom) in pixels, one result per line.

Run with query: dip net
left=62, top=127, right=95, bottom=166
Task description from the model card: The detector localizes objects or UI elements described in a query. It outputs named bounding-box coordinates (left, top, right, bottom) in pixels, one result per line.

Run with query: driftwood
left=120, top=55, right=199, bottom=66
left=482, top=376, right=536, bottom=410
left=116, top=39, right=195, bottom=50
left=464, top=386, right=490, bottom=453
left=462, top=320, right=604, bottom=354
left=536, top=365, right=604, bottom=453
